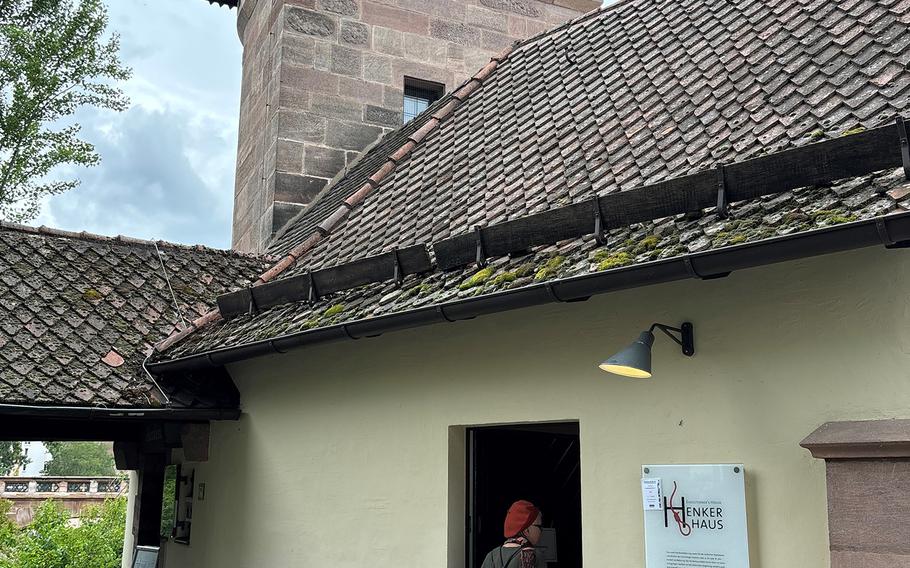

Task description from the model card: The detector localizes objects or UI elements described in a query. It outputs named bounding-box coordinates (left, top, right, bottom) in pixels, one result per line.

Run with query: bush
left=161, top=465, right=176, bottom=538
left=0, top=497, right=126, bottom=568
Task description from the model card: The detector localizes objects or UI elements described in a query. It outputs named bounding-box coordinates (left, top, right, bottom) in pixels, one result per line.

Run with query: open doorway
left=467, top=422, right=582, bottom=568
left=0, top=438, right=138, bottom=567
left=0, top=415, right=194, bottom=568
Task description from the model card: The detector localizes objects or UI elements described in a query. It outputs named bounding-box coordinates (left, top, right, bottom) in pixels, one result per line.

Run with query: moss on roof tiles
left=533, top=256, right=566, bottom=281
left=594, top=251, right=633, bottom=271
left=161, top=168, right=909, bottom=361
left=159, top=0, right=910, bottom=359
left=458, top=267, right=495, bottom=290
left=0, top=224, right=271, bottom=408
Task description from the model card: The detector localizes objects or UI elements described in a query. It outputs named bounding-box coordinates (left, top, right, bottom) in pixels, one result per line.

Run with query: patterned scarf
left=500, top=536, right=536, bottom=568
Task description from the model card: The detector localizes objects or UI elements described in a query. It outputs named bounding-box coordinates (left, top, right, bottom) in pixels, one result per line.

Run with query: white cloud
left=34, top=0, right=241, bottom=248
left=33, top=0, right=615, bottom=247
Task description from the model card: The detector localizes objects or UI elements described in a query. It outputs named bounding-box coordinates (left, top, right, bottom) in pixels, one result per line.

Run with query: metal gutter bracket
left=683, top=257, right=701, bottom=279
left=392, top=247, right=404, bottom=287
left=716, top=164, right=729, bottom=218
left=593, top=197, right=606, bottom=245
left=877, top=217, right=910, bottom=248
left=683, top=257, right=731, bottom=280
left=897, top=116, right=910, bottom=180
left=474, top=225, right=487, bottom=268
left=146, top=212, right=910, bottom=375
left=543, top=282, right=565, bottom=303
left=307, top=270, right=319, bottom=304
left=436, top=305, right=455, bottom=322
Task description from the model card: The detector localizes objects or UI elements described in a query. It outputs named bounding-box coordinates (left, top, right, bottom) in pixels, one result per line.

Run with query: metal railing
left=0, top=476, right=127, bottom=495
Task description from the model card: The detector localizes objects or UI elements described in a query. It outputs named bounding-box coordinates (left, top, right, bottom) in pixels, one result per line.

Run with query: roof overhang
left=148, top=210, right=910, bottom=374
left=0, top=402, right=240, bottom=422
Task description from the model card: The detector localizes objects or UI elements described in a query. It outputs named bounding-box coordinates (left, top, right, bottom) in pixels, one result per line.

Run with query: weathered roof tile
left=161, top=0, right=910, bottom=359
left=0, top=223, right=271, bottom=408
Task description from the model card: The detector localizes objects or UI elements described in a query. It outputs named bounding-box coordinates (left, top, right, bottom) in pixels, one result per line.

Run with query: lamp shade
left=599, top=331, right=654, bottom=378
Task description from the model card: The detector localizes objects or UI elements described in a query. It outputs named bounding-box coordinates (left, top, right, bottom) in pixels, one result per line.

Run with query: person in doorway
left=481, top=500, right=544, bottom=568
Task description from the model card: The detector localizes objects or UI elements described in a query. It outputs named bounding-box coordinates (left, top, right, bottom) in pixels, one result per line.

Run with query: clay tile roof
left=0, top=222, right=271, bottom=408
left=156, top=0, right=910, bottom=362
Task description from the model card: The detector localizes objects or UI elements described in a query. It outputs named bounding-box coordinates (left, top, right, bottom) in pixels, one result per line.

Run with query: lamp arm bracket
left=649, top=322, right=695, bottom=357
left=650, top=323, right=682, bottom=344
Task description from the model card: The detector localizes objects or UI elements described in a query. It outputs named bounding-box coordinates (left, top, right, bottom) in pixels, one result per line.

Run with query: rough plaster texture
left=230, top=0, right=597, bottom=252
left=162, top=247, right=910, bottom=567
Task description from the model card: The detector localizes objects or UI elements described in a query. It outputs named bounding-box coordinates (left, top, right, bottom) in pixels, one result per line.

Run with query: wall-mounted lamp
left=599, top=322, right=694, bottom=378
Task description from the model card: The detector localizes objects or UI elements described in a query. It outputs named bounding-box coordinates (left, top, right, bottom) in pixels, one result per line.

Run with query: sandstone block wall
left=231, top=0, right=600, bottom=253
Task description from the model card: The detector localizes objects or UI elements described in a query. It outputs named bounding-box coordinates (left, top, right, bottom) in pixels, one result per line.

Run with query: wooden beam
left=114, top=441, right=141, bottom=471
left=433, top=123, right=904, bottom=270
left=0, top=416, right=146, bottom=441
left=312, top=244, right=430, bottom=296
left=215, top=121, right=906, bottom=308
left=181, top=423, right=210, bottom=462
left=136, top=453, right=166, bottom=547
left=219, top=244, right=432, bottom=319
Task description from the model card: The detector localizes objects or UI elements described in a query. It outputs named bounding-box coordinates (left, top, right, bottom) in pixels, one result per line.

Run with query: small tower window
left=403, top=77, right=445, bottom=123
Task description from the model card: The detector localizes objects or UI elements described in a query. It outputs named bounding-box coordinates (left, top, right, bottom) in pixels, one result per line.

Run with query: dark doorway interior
left=467, top=423, right=582, bottom=568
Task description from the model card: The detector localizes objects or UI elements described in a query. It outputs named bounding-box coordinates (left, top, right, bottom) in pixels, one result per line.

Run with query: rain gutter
left=147, top=211, right=910, bottom=374
left=0, top=402, right=241, bottom=421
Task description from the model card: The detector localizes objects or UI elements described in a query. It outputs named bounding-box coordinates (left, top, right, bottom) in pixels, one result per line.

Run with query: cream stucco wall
left=164, top=246, right=910, bottom=568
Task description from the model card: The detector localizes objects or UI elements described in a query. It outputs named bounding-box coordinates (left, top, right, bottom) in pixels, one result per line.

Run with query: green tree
left=0, top=442, right=27, bottom=475
left=160, top=465, right=176, bottom=538
left=0, top=498, right=126, bottom=568
left=0, top=501, right=16, bottom=552
left=0, top=0, right=130, bottom=222
left=43, top=442, right=115, bottom=476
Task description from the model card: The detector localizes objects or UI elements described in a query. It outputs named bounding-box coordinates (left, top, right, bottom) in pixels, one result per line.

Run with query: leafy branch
left=0, top=0, right=130, bottom=222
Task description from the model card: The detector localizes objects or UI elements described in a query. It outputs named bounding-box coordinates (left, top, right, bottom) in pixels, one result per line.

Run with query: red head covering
left=503, top=500, right=540, bottom=538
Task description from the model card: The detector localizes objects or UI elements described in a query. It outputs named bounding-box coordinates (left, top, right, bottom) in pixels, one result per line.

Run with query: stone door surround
left=801, top=419, right=910, bottom=568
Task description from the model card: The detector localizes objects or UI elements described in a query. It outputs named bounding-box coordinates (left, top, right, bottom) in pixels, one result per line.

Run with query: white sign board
left=132, top=546, right=159, bottom=568
left=642, top=464, right=750, bottom=568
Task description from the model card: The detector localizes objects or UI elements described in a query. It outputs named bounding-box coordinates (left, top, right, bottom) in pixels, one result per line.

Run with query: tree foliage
left=0, top=501, right=15, bottom=551
left=43, top=442, right=115, bottom=476
left=0, top=498, right=126, bottom=568
left=0, top=442, right=27, bottom=475
left=0, top=0, right=130, bottom=221
left=160, top=465, right=176, bottom=538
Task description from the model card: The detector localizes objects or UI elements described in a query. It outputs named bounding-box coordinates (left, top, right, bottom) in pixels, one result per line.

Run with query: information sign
left=641, top=464, right=750, bottom=568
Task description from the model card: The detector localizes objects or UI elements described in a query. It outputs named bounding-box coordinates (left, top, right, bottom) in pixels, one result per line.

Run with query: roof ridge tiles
left=153, top=42, right=519, bottom=355
left=0, top=220, right=272, bottom=261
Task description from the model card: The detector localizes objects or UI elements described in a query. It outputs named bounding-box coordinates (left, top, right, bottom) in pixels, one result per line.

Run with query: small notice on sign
left=642, top=478, right=662, bottom=510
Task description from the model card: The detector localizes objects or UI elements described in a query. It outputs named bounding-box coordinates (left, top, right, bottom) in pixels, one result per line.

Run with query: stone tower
left=231, top=0, right=600, bottom=253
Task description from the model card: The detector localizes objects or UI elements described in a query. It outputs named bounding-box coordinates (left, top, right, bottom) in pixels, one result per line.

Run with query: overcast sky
left=34, top=0, right=241, bottom=249
left=34, top=1, right=613, bottom=249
